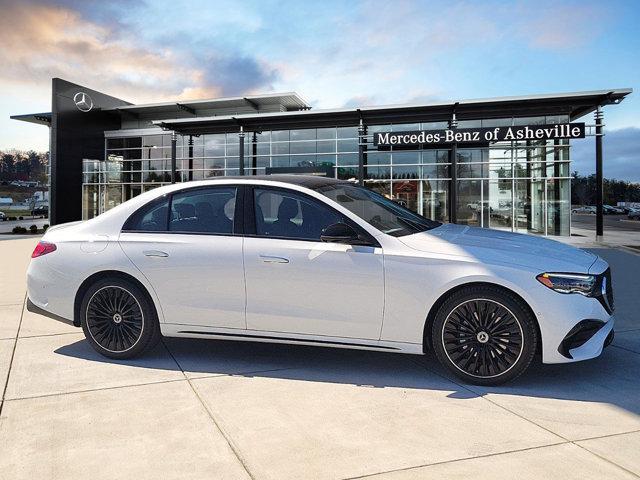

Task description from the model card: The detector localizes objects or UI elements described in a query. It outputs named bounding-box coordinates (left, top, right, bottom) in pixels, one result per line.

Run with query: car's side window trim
left=244, top=184, right=380, bottom=247
left=121, top=184, right=242, bottom=236
left=234, top=185, right=246, bottom=235
left=166, top=192, right=175, bottom=232
left=243, top=184, right=257, bottom=235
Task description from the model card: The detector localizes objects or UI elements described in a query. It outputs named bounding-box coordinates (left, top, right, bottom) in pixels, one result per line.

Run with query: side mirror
left=321, top=222, right=371, bottom=245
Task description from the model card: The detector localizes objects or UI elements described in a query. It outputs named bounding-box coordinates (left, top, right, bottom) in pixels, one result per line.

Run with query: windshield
left=316, top=184, right=441, bottom=237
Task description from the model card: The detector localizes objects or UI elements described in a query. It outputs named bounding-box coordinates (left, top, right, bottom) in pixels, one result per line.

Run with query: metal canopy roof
left=9, top=112, right=52, bottom=126
left=153, top=88, right=632, bottom=135
left=105, top=92, right=309, bottom=116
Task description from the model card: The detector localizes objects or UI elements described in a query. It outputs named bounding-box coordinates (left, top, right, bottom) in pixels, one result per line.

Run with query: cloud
left=341, top=95, right=379, bottom=108
left=572, top=127, right=640, bottom=182
left=0, top=0, right=279, bottom=103
left=41, top=0, right=144, bottom=33
left=512, top=2, right=609, bottom=49
left=261, top=0, right=606, bottom=110
left=198, top=55, right=279, bottom=97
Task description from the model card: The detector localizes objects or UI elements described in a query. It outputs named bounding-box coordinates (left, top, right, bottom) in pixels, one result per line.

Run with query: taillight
left=32, top=241, right=57, bottom=258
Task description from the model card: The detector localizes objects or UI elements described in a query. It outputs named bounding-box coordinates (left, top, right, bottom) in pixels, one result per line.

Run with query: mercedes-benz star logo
left=73, top=92, right=94, bottom=112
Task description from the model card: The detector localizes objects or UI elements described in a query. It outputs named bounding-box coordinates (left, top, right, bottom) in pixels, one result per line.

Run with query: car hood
left=399, top=223, right=598, bottom=273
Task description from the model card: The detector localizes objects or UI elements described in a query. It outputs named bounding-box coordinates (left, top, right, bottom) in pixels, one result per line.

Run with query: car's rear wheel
left=431, top=285, right=538, bottom=385
left=80, top=277, right=160, bottom=359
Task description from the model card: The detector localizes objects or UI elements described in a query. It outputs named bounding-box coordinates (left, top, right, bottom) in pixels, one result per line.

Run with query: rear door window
left=169, top=187, right=236, bottom=235
left=122, top=196, right=170, bottom=232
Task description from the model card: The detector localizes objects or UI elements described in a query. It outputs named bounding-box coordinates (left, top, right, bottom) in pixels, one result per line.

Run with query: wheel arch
left=422, top=281, right=542, bottom=354
left=74, top=270, right=158, bottom=327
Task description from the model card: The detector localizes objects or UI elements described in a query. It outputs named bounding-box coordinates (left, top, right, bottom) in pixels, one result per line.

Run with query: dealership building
left=11, top=79, right=631, bottom=236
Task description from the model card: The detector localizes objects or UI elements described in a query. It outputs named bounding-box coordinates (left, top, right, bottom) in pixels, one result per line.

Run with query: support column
left=170, top=131, right=177, bottom=184
left=553, top=139, right=561, bottom=235
left=449, top=113, right=458, bottom=224
left=252, top=131, right=258, bottom=174
left=358, top=120, right=367, bottom=186
left=526, top=140, right=532, bottom=231
left=239, top=127, right=245, bottom=176
left=595, top=106, right=604, bottom=241
left=188, top=135, right=193, bottom=181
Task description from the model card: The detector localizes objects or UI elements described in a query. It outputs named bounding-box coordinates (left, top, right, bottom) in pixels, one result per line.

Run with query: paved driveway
left=0, top=238, right=639, bottom=479
left=572, top=213, right=640, bottom=233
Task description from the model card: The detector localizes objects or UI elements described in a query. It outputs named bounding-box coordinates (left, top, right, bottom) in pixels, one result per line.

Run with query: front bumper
left=557, top=316, right=615, bottom=361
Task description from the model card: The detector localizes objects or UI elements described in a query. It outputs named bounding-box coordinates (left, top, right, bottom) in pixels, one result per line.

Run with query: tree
left=0, top=152, right=16, bottom=177
left=0, top=149, right=49, bottom=182
left=14, top=151, right=29, bottom=178
left=27, top=150, right=41, bottom=178
left=571, top=172, right=640, bottom=205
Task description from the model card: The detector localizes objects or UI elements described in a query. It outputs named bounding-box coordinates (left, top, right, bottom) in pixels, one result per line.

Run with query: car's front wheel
left=431, top=285, right=538, bottom=385
left=80, top=277, right=160, bottom=359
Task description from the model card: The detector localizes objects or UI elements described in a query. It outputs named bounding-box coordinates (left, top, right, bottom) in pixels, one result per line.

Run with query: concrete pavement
left=1, top=237, right=639, bottom=479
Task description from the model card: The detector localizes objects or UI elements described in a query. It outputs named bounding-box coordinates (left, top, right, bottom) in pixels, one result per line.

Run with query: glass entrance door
left=513, top=179, right=544, bottom=234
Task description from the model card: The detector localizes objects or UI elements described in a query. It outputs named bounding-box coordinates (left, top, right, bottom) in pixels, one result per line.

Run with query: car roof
left=201, top=174, right=350, bottom=189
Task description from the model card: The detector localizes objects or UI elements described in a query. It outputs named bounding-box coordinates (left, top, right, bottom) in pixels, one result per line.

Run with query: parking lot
left=1, top=237, right=639, bottom=479
left=572, top=213, right=640, bottom=233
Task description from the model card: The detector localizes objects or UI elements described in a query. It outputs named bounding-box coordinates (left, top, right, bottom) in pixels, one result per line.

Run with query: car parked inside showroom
left=26, top=176, right=615, bottom=385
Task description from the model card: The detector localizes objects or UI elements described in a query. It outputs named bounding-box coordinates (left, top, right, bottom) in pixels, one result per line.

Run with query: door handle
left=259, top=255, right=289, bottom=264
left=143, top=250, right=169, bottom=258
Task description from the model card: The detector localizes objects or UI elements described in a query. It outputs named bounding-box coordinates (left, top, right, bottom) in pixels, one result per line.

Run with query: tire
left=80, top=277, right=161, bottom=359
left=431, top=285, right=538, bottom=385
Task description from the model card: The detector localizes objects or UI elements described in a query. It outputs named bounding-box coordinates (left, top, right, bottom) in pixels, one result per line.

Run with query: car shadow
left=54, top=334, right=640, bottom=417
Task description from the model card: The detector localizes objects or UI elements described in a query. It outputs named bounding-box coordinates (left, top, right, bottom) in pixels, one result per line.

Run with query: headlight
left=536, top=272, right=596, bottom=296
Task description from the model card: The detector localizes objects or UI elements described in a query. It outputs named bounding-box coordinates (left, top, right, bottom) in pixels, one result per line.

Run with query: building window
left=90, top=118, right=572, bottom=236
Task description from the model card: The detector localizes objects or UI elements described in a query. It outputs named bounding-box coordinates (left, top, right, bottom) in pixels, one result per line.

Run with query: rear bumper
left=27, top=256, right=77, bottom=324
left=26, top=297, right=78, bottom=327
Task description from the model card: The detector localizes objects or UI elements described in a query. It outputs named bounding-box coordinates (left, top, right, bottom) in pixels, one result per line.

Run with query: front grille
left=604, top=268, right=614, bottom=311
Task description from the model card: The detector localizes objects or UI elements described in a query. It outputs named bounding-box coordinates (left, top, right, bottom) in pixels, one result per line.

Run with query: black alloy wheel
left=81, top=277, right=160, bottom=359
left=432, top=286, right=537, bottom=385
left=442, top=299, right=523, bottom=378
left=86, top=286, right=144, bottom=353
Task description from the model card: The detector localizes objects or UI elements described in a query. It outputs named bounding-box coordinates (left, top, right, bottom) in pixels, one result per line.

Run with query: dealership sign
left=373, top=123, right=585, bottom=147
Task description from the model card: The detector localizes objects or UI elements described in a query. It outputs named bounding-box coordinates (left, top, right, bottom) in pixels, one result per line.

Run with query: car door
left=119, top=185, right=246, bottom=329
left=243, top=186, right=384, bottom=340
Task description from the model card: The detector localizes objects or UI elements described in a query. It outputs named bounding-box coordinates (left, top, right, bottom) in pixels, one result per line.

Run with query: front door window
left=253, top=188, right=343, bottom=241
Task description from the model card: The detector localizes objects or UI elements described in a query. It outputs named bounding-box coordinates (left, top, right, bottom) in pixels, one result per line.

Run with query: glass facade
left=83, top=115, right=571, bottom=236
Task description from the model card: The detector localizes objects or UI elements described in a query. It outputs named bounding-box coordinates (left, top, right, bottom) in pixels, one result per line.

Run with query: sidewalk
left=556, top=226, right=640, bottom=250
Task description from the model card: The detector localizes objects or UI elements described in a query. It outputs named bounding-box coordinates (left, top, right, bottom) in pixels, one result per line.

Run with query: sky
left=0, top=0, right=638, bottom=180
